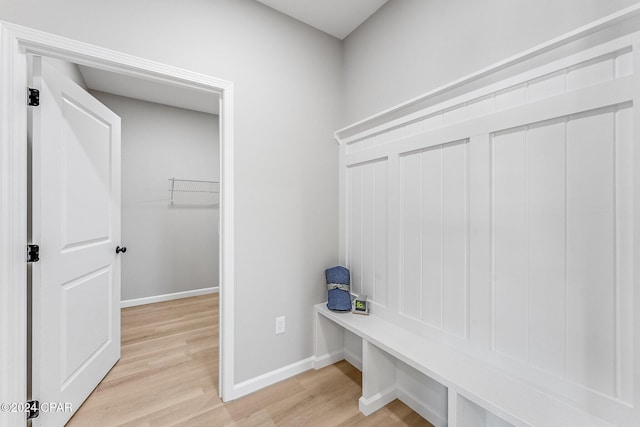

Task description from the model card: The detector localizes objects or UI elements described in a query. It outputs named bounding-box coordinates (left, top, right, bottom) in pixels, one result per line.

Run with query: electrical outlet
left=275, top=316, right=285, bottom=335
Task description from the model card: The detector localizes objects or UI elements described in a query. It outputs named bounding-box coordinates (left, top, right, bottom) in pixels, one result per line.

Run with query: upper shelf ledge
left=334, top=3, right=640, bottom=144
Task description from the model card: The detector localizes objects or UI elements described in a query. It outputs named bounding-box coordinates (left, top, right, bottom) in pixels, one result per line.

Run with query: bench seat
left=313, top=303, right=612, bottom=427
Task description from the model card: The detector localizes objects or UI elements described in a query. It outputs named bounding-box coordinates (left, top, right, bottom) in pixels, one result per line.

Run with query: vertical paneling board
left=421, top=147, right=443, bottom=328
left=348, top=159, right=389, bottom=305
left=615, top=106, right=633, bottom=403
left=492, top=128, right=528, bottom=360
left=442, top=142, right=469, bottom=338
left=469, top=134, right=492, bottom=345
left=362, top=163, right=376, bottom=299
left=400, top=152, right=423, bottom=319
left=374, top=161, right=389, bottom=307
left=349, top=165, right=363, bottom=295
left=566, top=109, right=615, bottom=397
left=527, top=119, right=567, bottom=377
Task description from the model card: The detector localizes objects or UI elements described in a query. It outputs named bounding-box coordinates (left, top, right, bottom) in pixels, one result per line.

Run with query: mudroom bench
left=313, top=303, right=610, bottom=427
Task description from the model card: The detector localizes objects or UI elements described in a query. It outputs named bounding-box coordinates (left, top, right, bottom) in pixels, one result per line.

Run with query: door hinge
left=28, top=88, right=40, bottom=106
left=26, top=400, right=39, bottom=420
left=27, top=244, right=40, bottom=263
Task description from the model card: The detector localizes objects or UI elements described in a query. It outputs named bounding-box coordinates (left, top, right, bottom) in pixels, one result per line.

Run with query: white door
left=31, top=57, right=122, bottom=426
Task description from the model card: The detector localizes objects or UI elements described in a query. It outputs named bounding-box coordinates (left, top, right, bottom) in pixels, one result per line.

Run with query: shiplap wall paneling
left=347, top=159, right=389, bottom=306
left=399, top=141, right=469, bottom=338
left=338, top=33, right=639, bottom=426
left=489, top=104, right=633, bottom=402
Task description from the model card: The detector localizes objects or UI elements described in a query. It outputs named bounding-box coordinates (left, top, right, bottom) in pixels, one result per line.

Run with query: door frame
left=0, top=21, right=236, bottom=426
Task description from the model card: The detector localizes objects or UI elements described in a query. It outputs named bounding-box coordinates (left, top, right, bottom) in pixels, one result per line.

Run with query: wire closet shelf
left=168, top=177, right=219, bottom=204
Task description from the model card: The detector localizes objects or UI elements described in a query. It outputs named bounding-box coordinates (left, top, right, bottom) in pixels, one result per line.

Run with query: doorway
left=28, top=55, right=223, bottom=425
left=0, top=21, right=235, bottom=427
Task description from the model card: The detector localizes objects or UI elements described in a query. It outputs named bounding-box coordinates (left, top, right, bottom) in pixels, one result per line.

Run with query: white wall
left=342, top=0, right=640, bottom=124
left=0, top=0, right=341, bottom=384
left=91, top=91, right=219, bottom=302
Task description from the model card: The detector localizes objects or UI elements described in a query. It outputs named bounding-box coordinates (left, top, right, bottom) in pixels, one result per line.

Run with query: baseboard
left=227, top=357, right=314, bottom=401
left=396, top=387, right=448, bottom=427
left=358, top=388, right=397, bottom=416
left=226, top=353, right=445, bottom=426
left=344, top=348, right=362, bottom=371
left=120, top=286, right=219, bottom=308
left=312, top=350, right=345, bottom=370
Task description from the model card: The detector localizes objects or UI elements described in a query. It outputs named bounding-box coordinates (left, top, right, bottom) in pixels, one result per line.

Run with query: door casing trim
left=0, top=21, right=236, bottom=426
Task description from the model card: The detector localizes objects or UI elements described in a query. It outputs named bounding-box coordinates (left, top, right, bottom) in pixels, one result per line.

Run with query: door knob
left=116, top=246, right=127, bottom=254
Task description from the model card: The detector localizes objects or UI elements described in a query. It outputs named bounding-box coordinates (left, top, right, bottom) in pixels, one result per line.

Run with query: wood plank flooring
left=66, top=294, right=432, bottom=426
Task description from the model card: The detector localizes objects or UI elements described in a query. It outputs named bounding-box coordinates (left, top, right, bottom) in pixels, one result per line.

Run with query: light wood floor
left=67, top=294, right=433, bottom=426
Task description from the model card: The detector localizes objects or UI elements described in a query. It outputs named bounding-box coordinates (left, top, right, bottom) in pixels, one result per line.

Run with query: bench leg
left=313, top=312, right=345, bottom=370
left=359, top=341, right=397, bottom=415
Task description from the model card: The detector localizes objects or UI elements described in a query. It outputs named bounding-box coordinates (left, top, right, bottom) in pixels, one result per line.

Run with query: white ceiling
left=79, top=66, right=220, bottom=115
left=256, top=0, right=389, bottom=39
